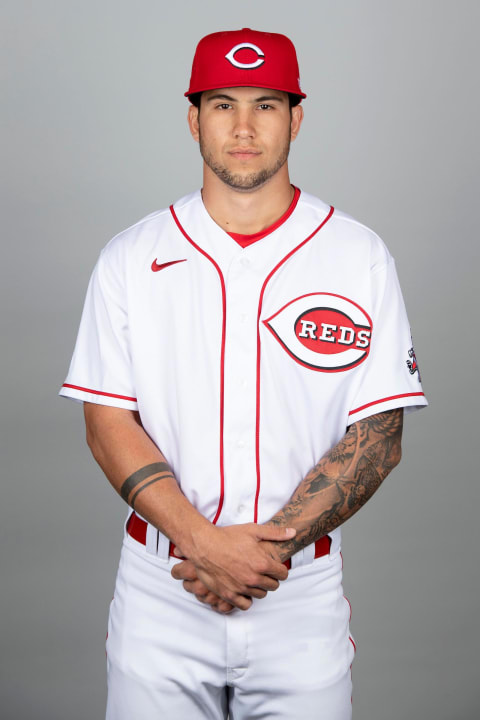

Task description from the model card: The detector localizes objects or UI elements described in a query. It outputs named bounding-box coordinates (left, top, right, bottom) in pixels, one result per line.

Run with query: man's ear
left=290, top=104, right=304, bottom=141
left=188, top=104, right=200, bottom=142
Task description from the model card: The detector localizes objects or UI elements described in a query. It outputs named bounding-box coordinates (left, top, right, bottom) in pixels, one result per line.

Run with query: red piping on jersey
left=62, top=383, right=137, bottom=402
left=349, top=391, right=425, bottom=416
left=169, top=204, right=227, bottom=525
left=254, top=205, right=335, bottom=523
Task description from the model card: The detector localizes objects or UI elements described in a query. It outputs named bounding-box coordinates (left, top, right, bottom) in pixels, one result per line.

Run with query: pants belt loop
left=145, top=523, right=159, bottom=556
left=155, top=530, right=171, bottom=562
left=291, top=541, right=316, bottom=570
left=329, top=531, right=341, bottom=557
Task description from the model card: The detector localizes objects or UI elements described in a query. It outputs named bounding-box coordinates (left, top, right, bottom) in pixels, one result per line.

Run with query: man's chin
left=221, top=173, right=271, bottom=192
left=209, top=164, right=281, bottom=192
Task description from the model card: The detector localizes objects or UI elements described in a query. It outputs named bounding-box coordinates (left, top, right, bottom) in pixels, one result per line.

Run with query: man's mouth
left=228, top=148, right=261, bottom=160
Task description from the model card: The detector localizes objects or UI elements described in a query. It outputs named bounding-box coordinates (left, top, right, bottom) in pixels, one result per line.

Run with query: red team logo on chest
left=264, top=293, right=373, bottom=372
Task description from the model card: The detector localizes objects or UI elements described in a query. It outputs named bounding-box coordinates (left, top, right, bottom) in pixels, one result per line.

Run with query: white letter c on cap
left=225, top=43, right=265, bottom=69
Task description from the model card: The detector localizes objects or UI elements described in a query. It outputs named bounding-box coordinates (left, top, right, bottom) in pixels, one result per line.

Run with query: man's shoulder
left=299, top=190, right=379, bottom=237
left=100, top=190, right=201, bottom=260
left=299, top=189, right=392, bottom=268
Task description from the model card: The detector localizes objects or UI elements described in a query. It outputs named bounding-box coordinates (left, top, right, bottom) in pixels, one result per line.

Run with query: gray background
left=1, top=1, right=478, bottom=718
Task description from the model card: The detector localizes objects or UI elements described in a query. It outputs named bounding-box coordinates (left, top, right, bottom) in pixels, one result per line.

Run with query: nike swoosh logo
left=151, top=258, right=187, bottom=272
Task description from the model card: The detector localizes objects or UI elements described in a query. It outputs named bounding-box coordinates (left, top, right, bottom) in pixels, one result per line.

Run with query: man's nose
left=232, top=110, right=255, bottom=139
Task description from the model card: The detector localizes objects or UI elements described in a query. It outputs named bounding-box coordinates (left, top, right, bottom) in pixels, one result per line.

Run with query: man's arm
left=173, top=409, right=402, bottom=605
left=83, top=403, right=295, bottom=611
left=265, top=408, right=403, bottom=560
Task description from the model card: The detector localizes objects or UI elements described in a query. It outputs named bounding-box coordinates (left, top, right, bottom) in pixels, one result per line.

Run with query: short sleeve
left=348, top=258, right=427, bottom=423
left=59, top=247, right=138, bottom=410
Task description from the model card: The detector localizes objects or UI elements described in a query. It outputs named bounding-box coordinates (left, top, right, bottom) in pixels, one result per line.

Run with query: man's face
left=188, top=87, right=303, bottom=192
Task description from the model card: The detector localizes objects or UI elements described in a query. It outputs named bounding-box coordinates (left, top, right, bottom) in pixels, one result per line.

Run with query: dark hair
left=189, top=92, right=202, bottom=108
left=188, top=92, right=301, bottom=109
left=288, top=94, right=302, bottom=107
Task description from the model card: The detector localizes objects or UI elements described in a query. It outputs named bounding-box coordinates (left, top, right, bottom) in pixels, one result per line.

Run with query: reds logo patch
left=264, top=293, right=373, bottom=372
left=406, top=346, right=421, bottom=381
left=225, top=43, right=265, bottom=69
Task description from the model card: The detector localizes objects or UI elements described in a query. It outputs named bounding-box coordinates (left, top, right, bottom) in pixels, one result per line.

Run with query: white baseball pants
left=105, top=527, right=355, bottom=719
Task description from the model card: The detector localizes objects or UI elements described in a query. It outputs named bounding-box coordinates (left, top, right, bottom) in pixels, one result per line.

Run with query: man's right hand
left=171, top=523, right=295, bottom=611
left=170, top=559, right=235, bottom=613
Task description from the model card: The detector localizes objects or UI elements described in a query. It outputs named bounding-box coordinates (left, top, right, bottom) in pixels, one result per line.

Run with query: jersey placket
left=221, top=252, right=264, bottom=525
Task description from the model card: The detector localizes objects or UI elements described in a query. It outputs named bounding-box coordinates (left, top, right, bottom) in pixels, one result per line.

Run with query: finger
left=216, top=600, right=235, bottom=614
left=248, top=576, right=280, bottom=592
left=209, top=603, right=235, bottom=614
left=195, top=593, right=232, bottom=614
left=194, top=593, right=213, bottom=605
left=171, top=560, right=197, bottom=581
left=254, top=524, right=296, bottom=542
left=245, top=587, right=268, bottom=599
left=193, top=590, right=231, bottom=609
left=249, top=562, right=289, bottom=583
left=263, top=563, right=289, bottom=582
left=202, top=591, right=224, bottom=606
left=195, top=595, right=210, bottom=605
left=183, top=580, right=209, bottom=596
left=222, top=593, right=252, bottom=611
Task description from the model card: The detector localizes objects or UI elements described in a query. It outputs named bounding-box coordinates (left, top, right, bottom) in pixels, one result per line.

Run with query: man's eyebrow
left=205, top=93, right=286, bottom=103
left=253, top=95, right=286, bottom=103
left=205, top=93, right=238, bottom=103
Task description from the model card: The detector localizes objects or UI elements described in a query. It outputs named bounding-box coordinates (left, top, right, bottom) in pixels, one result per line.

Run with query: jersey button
left=240, top=378, right=248, bottom=389
left=237, top=439, right=245, bottom=448
left=240, top=257, right=251, bottom=268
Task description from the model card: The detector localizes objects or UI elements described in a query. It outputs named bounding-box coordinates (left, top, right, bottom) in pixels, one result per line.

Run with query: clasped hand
left=171, top=523, right=295, bottom=613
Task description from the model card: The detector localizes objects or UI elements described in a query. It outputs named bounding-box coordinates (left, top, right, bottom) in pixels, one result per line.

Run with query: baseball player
left=60, top=28, right=427, bottom=720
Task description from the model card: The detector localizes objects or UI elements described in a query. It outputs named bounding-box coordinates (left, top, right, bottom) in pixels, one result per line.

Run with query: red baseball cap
left=185, top=28, right=306, bottom=104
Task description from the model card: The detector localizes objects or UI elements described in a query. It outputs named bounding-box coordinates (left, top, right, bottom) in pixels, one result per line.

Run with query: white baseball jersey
left=60, top=188, right=427, bottom=549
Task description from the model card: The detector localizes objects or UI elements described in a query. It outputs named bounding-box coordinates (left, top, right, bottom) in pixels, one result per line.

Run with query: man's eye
left=258, top=104, right=272, bottom=110
left=217, top=103, right=231, bottom=110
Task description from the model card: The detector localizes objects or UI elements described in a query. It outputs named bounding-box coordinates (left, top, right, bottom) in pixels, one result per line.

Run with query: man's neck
left=201, top=165, right=295, bottom=236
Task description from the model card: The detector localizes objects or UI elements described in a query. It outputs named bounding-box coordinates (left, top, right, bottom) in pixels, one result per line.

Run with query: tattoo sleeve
left=268, top=409, right=403, bottom=561
left=120, top=462, right=174, bottom=510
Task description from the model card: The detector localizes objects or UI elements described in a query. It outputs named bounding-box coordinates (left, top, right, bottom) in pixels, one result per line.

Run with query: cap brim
left=184, top=82, right=306, bottom=100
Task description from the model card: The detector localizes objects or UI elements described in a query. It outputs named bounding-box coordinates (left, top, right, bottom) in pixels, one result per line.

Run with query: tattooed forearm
left=120, top=462, right=174, bottom=509
left=268, top=409, right=403, bottom=561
